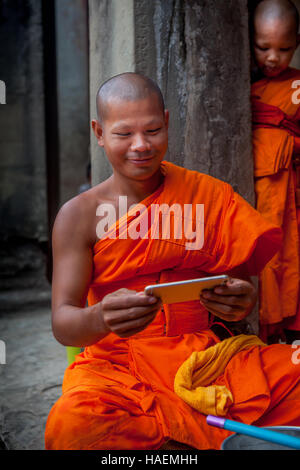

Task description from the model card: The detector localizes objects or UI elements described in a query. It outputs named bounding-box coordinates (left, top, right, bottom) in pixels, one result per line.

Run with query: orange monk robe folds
left=45, top=162, right=300, bottom=450
left=252, top=67, right=300, bottom=341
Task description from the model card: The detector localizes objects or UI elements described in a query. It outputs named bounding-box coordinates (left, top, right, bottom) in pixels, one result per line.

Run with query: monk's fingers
left=201, top=278, right=256, bottom=308
left=212, top=278, right=255, bottom=297
left=103, top=304, right=160, bottom=327
left=108, top=288, right=138, bottom=296
left=106, top=311, right=157, bottom=337
left=200, top=291, right=251, bottom=308
left=114, top=318, right=156, bottom=338
left=102, top=291, right=159, bottom=310
left=200, top=299, right=246, bottom=322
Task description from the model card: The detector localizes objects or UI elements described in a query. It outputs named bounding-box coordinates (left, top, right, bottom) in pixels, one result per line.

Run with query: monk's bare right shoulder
left=52, top=176, right=115, bottom=251
left=52, top=187, right=103, bottom=249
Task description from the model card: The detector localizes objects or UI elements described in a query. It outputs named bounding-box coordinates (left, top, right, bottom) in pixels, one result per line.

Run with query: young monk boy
left=251, top=0, right=300, bottom=343
left=45, top=72, right=300, bottom=450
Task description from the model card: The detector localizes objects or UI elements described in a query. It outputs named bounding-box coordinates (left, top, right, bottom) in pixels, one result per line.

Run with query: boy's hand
left=200, top=277, right=257, bottom=322
left=101, top=288, right=162, bottom=338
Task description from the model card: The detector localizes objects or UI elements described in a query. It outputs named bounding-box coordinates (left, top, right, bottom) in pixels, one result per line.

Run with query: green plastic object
left=66, top=346, right=81, bottom=365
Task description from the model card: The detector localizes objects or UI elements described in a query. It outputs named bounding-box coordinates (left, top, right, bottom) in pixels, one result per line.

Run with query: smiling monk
left=251, top=0, right=300, bottom=343
left=45, top=73, right=300, bottom=450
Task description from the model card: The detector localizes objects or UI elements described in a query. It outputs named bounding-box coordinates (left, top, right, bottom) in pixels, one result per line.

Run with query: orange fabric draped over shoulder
left=45, top=162, right=300, bottom=451
left=251, top=67, right=300, bottom=340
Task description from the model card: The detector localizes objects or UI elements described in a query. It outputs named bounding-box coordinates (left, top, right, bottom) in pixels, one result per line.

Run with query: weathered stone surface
left=184, top=1, right=252, bottom=201
left=0, top=238, right=51, bottom=313
left=135, top=0, right=188, bottom=172
left=135, top=0, right=252, bottom=202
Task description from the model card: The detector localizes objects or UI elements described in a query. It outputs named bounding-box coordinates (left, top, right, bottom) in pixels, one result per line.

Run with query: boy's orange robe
left=45, top=162, right=300, bottom=450
left=251, top=67, right=300, bottom=341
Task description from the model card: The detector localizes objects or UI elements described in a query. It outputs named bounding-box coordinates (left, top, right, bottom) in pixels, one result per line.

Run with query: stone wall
left=0, top=0, right=48, bottom=243
left=0, top=0, right=90, bottom=305
left=0, top=0, right=50, bottom=308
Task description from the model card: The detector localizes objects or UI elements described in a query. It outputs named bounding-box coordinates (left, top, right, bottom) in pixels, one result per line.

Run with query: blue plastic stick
left=207, top=415, right=300, bottom=450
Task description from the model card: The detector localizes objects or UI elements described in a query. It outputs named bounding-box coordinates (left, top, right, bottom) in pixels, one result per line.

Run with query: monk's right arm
left=51, top=200, right=110, bottom=347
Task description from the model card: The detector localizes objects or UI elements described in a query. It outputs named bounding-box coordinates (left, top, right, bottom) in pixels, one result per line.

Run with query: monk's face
left=93, top=95, right=169, bottom=182
left=253, top=16, right=300, bottom=77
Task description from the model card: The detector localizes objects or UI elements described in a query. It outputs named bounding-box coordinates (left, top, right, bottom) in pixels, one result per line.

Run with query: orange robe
left=45, top=161, right=300, bottom=450
left=251, top=67, right=300, bottom=341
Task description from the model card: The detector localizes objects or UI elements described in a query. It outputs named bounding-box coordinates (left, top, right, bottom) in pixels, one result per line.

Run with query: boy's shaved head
left=96, top=72, right=165, bottom=123
left=251, top=0, right=300, bottom=78
left=254, top=0, right=299, bottom=34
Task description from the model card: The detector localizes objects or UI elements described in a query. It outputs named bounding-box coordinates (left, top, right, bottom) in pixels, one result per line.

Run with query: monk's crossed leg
left=45, top=384, right=165, bottom=450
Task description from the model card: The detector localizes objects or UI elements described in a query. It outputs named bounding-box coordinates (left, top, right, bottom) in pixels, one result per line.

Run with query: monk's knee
left=45, top=388, right=163, bottom=450
left=45, top=389, right=109, bottom=450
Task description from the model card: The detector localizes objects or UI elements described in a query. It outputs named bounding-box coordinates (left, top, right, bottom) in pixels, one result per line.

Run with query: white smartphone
left=144, top=275, right=229, bottom=304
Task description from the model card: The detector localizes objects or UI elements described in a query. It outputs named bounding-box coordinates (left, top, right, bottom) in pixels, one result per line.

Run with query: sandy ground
left=0, top=303, right=66, bottom=450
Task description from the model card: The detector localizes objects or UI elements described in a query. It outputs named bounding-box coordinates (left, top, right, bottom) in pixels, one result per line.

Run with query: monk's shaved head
left=254, top=0, right=299, bottom=35
left=96, top=73, right=165, bottom=123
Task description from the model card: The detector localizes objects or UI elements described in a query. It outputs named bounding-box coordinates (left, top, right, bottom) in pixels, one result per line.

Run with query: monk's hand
left=100, top=288, right=162, bottom=338
left=199, top=277, right=257, bottom=322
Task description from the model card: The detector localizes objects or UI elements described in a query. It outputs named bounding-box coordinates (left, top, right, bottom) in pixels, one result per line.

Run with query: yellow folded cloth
left=174, top=334, right=265, bottom=416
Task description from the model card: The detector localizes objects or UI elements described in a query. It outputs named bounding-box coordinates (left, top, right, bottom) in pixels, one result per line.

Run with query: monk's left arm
left=199, top=267, right=257, bottom=322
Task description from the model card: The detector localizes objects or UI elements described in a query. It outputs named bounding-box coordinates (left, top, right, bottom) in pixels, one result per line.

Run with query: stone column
left=55, top=0, right=90, bottom=205
left=183, top=1, right=252, bottom=201
left=135, top=0, right=252, bottom=202
left=89, top=0, right=135, bottom=186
